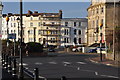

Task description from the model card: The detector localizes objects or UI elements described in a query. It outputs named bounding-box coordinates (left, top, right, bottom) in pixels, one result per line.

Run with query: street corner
left=89, top=57, right=120, bottom=68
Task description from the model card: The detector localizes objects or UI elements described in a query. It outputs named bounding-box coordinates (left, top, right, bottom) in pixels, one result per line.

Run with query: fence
left=1, top=53, right=46, bottom=80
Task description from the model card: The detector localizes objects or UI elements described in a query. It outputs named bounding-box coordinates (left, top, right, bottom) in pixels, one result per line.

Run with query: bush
left=26, top=42, right=43, bottom=53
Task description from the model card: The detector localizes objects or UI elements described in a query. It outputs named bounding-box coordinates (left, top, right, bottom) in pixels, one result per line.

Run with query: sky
left=2, top=2, right=91, bottom=18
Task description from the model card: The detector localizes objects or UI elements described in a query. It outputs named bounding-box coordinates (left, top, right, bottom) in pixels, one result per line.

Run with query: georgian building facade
left=2, top=10, right=62, bottom=46
left=61, top=18, right=88, bottom=47
left=87, top=0, right=120, bottom=46
left=2, top=11, right=88, bottom=47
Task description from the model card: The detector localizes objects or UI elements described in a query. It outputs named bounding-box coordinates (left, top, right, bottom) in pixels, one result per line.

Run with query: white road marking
left=35, top=62, right=43, bottom=65
left=63, top=62, right=71, bottom=64
left=77, top=67, right=80, bottom=70
left=95, top=72, right=98, bottom=75
left=48, top=62, right=57, bottom=64
left=76, top=62, right=86, bottom=64
left=100, top=75, right=119, bottom=78
left=19, top=63, right=28, bottom=66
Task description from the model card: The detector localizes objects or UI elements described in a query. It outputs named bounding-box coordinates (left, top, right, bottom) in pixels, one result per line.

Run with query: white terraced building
left=61, top=18, right=88, bottom=47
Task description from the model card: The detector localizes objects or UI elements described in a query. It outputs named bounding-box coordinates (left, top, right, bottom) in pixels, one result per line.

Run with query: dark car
left=88, top=48, right=97, bottom=53
left=48, top=48, right=55, bottom=52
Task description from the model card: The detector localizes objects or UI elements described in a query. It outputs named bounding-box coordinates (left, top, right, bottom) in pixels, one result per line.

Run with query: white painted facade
left=61, top=18, right=88, bottom=47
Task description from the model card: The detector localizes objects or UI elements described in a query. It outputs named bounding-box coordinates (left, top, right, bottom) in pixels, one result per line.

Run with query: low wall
left=82, top=47, right=96, bottom=53
left=106, top=53, right=120, bottom=62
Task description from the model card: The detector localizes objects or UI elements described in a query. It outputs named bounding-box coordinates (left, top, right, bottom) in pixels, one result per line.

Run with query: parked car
left=88, top=48, right=97, bottom=53
left=96, top=47, right=107, bottom=54
left=72, top=47, right=82, bottom=52
left=48, top=48, right=55, bottom=52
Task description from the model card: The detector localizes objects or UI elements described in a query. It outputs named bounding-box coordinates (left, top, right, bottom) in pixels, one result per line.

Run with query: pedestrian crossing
left=32, top=61, right=86, bottom=65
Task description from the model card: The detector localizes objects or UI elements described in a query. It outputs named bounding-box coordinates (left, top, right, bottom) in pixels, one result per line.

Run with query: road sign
left=8, top=34, right=16, bottom=39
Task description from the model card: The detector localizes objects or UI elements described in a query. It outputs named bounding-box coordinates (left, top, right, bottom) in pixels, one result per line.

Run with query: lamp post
left=19, top=0, right=23, bottom=79
left=33, top=27, right=36, bottom=42
left=17, top=17, right=20, bottom=56
left=113, top=0, right=116, bottom=60
left=6, top=16, right=9, bottom=48
left=100, top=24, right=103, bottom=61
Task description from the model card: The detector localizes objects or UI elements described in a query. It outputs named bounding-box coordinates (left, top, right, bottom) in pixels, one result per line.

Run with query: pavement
left=89, top=56, right=120, bottom=68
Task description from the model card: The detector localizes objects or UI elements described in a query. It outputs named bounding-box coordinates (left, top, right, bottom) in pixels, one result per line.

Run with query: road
left=19, top=53, right=119, bottom=79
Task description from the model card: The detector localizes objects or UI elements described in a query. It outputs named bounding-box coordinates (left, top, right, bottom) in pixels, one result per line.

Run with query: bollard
left=12, top=58, right=17, bottom=78
left=2, top=54, right=5, bottom=68
left=2, top=54, right=6, bottom=68
left=8, top=57, right=12, bottom=74
left=61, top=76, right=67, bottom=80
left=34, top=68, right=39, bottom=80
left=4, top=54, right=8, bottom=69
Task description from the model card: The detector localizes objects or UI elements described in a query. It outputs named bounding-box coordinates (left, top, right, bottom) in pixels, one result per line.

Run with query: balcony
left=43, top=24, right=61, bottom=26
left=41, top=34, right=61, bottom=36
left=40, top=29, right=60, bottom=31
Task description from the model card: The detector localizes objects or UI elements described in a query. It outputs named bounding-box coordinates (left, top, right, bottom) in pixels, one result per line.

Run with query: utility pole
left=100, top=24, right=103, bottom=61
left=19, top=0, right=23, bottom=79
left=113, top=0, right=116, bottom=60
left=6, top=16, right=9, bottom=48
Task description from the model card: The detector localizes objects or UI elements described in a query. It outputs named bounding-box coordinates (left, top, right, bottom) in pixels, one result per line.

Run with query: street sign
left=8, top=34, right=16, bottom=39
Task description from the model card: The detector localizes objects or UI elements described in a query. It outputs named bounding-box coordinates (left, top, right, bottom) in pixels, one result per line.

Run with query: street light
left=100, top=24, right=103, bottom=61
left=16, top=17, right=20, bottom=57
left=113, top=0, right=116, bottom=60
left=19, top=0, right=23, bottom=79
left=16, top=17, right=20, bottom=41
left=6, top=16, right=9, bottom=48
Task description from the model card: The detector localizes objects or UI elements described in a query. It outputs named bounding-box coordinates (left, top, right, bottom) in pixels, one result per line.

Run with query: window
left=64, top=29, right=66, bottom=35
left=39, top=38, right=41, bottom=42
left=38, top=22, right=41, bottom=26
left=14, top=17, right=16, bottom=21
left=38, top=30, right=41, bottom=35
left=74, top=22, right=76, bottom=26
left=30, top=22, right=33, bottom=27
left=14, top=30, right=16, bottom=33
left=79, top=22, right=81, bottom=26
left=74, top=38, right=77, bottom=44
left=43, top=22, right=46, bottom=25
left=65, top=22, right=68, bottom=26
left=11, top=30, right=13, bottom=33
left=93, top=21, right=95, bottom=28
left=38, top=17, right=41, bottom=20
left=67, top=38, right=69, bottom=43
left=64, top=38, right=66, bottom=43
left=11, top=17, right=12, bottom=21
left=101, top=7, right=104, bottom=13
left=101, top=19, right=104, bottom=25
left=30, top=17, right=33, bottom=20
left=96, top=20, right=98, bottom=28
left=51, top=22, right=55, bottom=24
left=96, top=8, right=99, bottom=14
left=74, top=29, right=77, bottom=35
left=14, top=23, right=16, bottom=27
left=11, top=23, right=13, bottom=27
left=67, top=29, right=69, bottom=35
left=28, top=30, right=33, bottom=34
left=79, top=38, right=81, bottom=44
left=78, top=30, right=81, bottom=35
left=29, top=38, right=34, bottom=42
